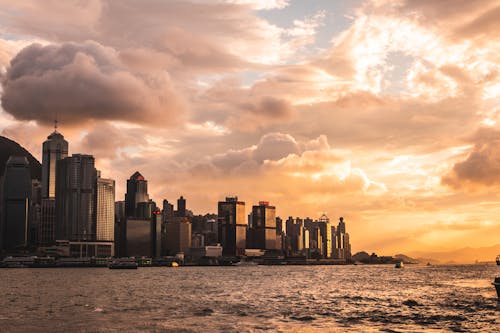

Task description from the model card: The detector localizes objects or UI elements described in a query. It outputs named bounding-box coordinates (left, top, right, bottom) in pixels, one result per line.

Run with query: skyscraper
left=96, top=177, right=115, bottom=241
left=250, top=201, right=277, bottom=250
left=55, top=154, right=97, bottom=241
left=177, top=196, right=186, bottom=217
left=318, top=214, right=332, bottom=258
left=125, top=171, right=149, bottom=218
left=1, top=156, right=32, bottom=251
left=41, top=125, right=68, bottom=199
left=217, top=196, right=246, bottom=256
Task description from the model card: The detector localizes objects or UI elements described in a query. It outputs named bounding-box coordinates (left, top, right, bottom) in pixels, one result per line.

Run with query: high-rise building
left=96, top=177, right=115, bottom=241
left=125, top=171, right=149, bottom=218
left=55, top=154, right=97, bottom=241
left=250, top=201, right=277, bottom=250
left=333, top=217, right=351, bottom=261
left=318, top=214, right=332, bottom=258
left=124, top=218, right=153, bottom=257
left=177, top=196, right=186, bottom=217
left=217, top=196, right=246, bottom=256
left=41, top=126, right=68, bottom=199
left=162, top=199, right=174, bottom=222
left=285, top=217, right=304, bottom=254
left=1, top=156, right=32, bottom=251
left=165, top=217, right=192, bottom=256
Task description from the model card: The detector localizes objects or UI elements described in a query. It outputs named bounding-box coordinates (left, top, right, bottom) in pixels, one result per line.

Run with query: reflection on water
left=0, top=264, right=498, bottom=332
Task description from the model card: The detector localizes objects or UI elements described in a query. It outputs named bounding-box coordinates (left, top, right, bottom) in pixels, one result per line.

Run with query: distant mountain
left=408, top=244, right=500, bottom=264
left=0, top=136, right=41, bottom=180
left=394, top=254, right=419, bottom=264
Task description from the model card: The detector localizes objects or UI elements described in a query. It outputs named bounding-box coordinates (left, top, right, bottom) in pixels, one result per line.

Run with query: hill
left=408, top=244, right=500, bottom=264
left=0, top=136, right=41, bottom=180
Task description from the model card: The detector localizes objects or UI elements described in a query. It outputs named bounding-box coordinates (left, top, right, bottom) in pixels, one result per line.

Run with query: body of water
left=0, top=264, right=498, bottom=332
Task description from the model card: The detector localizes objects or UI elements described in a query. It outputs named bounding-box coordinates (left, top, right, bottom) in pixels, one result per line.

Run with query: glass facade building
left=41, top=130, right=68, bottom=199
left=55, top=154, right=97, bottom=241
left=217, top=197, right=246, bottom=256
left=96, top=178, right=115, bottom=241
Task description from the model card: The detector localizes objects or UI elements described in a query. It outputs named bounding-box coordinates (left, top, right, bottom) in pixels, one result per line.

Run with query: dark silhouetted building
left=124, top=218, right=153, bottom=257
left=125, top=171, right=149, bottom=218
left=55, top=154, right=97, bottom=241
left=218, top=196, right=246, bottom=256
left=333, top=217, right=352, bottom=261
left=162, top=199, right=174, bottom=222
left=165, top=217, right=192, bottom=256
left=1, top=156, right=32, bottom=251
left=39, top=199, right=56, bottom=245
left=285, top=217, right=304, bottom=254
left=177, top=196, right=186, bottom=217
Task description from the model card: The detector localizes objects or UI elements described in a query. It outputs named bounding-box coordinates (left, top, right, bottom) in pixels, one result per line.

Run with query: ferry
left=395, top=261, right=404, bottom=268
left=108, top=258, right=138, bottom=269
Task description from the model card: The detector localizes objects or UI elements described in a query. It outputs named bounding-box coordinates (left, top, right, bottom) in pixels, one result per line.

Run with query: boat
left=493, top=277, right=500, bottom=299
left=395, top=261, right=404, bottom=268
left=108, top=258, right=138, bottom=269
left=496, top=255, right=499, bottom=265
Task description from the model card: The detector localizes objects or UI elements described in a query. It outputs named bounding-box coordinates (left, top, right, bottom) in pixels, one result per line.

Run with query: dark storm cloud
left=1, top=41, right=185, bottom=126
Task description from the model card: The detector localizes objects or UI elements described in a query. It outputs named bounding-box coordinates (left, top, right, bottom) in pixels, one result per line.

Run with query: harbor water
left=0, top=264, right=498, bottom=332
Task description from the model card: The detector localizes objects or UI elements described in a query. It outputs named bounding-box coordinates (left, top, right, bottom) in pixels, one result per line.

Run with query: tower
left=318, top=214, right=332, bottom=258
left=55, top=154, right=97, bottom=241
left=125, top=171, right=149, bottom=218
left=250, top=201, right=277, bottom=250
left=41, top=121, right=68, bottom=199
left=217, top=196, right=246, bottom=256
left=177, top=196, right=186, bottom=217
left=96, top=177, right=115, bottom=241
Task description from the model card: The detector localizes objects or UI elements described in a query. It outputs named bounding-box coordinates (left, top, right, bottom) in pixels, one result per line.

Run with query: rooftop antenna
left=53, top=111, right=59, bottom=133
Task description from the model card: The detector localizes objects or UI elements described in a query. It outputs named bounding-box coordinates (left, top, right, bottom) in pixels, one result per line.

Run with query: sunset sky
left=0, top=0, right=499, bottom=256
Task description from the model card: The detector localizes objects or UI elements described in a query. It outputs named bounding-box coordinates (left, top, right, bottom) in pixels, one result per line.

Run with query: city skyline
left=0, top=0, right=499, bottom=257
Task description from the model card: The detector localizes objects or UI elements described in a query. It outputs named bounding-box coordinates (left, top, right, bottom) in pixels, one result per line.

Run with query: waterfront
left=0, top=264, right=498, bottom=332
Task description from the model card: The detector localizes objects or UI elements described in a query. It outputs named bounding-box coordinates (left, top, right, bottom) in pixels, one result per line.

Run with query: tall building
left=333, top=217, right=352, bottom=261
left=55, top=154, right=97, bottom=241
left=125, top=171, right=149, bottom=218
left=177, top=196, right=186, bottom=217
left=1, top=156, right=32, bottom=251
left=162, top=199, right=174, bottom=222
left=124, top=218, right=153, bottom=257
left=318, top=214, right=332, bottom=258
left=165, top=217, right=192, bottom=256
left=217, top=196, right=246, bottom=256
left=285, top=217, right=304, bottom=254
left=41, top=126, right=68, bottom=199
left=250, top=201, right=277, bottom=250
left=96, top=177, right=115, bottom=241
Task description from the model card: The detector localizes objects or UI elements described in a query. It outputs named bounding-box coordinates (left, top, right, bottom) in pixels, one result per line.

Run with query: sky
left=0, top=0, right=499, bottom=257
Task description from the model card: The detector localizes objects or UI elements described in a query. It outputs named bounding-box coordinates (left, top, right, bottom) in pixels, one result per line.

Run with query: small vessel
left=493, top=277, right=500, bottom=299
left=108, top=258, right=138, bottom=269
left=395, top=261, right=404, bottom=268
left=496, top=255, right=499, bottom=266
